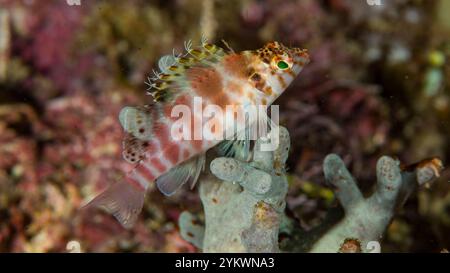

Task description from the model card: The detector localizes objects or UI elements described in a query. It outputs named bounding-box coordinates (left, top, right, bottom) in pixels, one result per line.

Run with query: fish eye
left=277, top=60, right=289, bottom=70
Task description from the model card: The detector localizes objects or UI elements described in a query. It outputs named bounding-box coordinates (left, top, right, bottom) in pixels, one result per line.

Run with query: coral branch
left=179, top=127, right=444, bottom=253
left=178, top=211, right=204, bottom=249
left=309, top=155, right=443, bottom=253
left=323, top=154, right=364, bottom=211
left=180, top=127, right=290, bottom=252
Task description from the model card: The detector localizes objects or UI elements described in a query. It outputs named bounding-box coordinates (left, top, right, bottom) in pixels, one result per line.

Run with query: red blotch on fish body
left=165, top=95, right=192, bottom=121
left=192, top=139, right=204, bottom=152
left=154, top=122, right=170, bottom=147
left=226, top=81, right=244, bottom=96
left=164, top=105, right=175, bottom=121
left=223, top=54, right=250, bottom=80
left=164, top=143, right=180, bottom=165
left=145, top=141, right=157, bottom=155
left=151, top=157, right=167, bottom=173
left=136, top=163, right=156, bottom=181
left=187, top=67, right=222, bottom=96
left=214, top=92, right=231, bottom=108
left=182, top=148, right=191, bottom=159
left=126, top=176, right=146, bottom=191
left=187, top=67, right=230, bottom=108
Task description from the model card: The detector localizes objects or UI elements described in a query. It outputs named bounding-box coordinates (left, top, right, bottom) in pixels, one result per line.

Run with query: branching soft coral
left=307, top=154, right=443, bottom=253
left=179, top=127, right=444, bottom=253
left=180, top=127, right=290, bottom=252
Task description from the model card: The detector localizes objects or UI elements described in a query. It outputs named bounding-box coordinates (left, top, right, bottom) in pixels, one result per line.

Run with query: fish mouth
left=289, top=48, right=310, bottom=74
left=291, top=48, right=310, bottom=64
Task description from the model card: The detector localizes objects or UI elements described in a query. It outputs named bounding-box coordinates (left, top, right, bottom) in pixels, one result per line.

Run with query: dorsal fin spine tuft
left=146, top=39, right=227, bottom=102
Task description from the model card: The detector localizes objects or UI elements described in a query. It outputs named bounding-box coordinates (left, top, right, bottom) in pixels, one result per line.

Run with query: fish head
left=246, top=41, right=310, bottom=103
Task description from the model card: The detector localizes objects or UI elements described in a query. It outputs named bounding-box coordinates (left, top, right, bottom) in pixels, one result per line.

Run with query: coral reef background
left=0, top=0, right=449, bottom=252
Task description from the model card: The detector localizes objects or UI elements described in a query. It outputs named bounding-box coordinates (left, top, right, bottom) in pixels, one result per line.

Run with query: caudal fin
left=83, top=180, right=145, bottom=229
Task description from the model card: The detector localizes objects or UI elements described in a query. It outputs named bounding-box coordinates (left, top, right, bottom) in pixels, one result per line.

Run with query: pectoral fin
left=217, top=109, right=279, bottom=160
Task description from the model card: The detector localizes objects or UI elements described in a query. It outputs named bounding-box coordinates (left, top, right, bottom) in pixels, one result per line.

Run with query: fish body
left=87, top=40, right=310, bottom=228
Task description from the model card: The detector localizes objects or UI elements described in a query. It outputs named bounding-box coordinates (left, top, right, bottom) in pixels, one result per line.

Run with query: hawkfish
left=87, top=40, right=310, bottom=228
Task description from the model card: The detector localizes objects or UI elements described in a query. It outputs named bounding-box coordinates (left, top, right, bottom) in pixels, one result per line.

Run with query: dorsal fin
left=145, top=39, right=227, bottom=103
left=158, top=55, right=177, bottom=73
